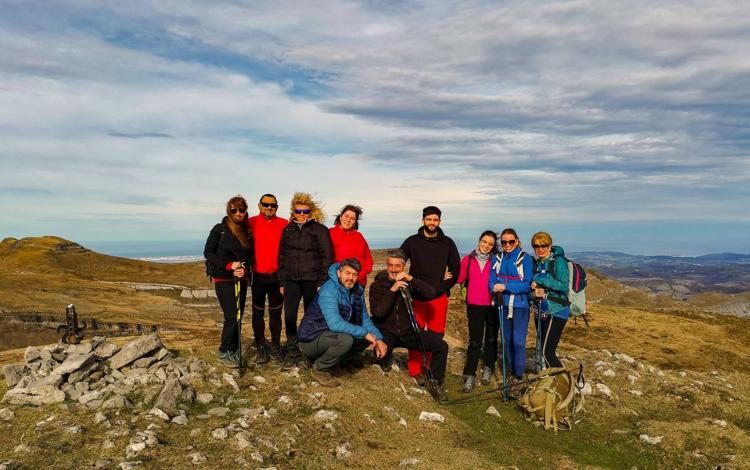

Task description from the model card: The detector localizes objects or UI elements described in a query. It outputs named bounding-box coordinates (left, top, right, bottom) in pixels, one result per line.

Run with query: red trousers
left=408, top=294, right=448, bottom=377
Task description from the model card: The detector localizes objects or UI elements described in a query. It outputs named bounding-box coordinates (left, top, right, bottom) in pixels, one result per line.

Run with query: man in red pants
left=399, top=206, right=460, bottom=385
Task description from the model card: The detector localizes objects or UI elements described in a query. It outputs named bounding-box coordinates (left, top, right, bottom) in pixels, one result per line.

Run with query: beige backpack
left=518, top=365, right=585, bottom=432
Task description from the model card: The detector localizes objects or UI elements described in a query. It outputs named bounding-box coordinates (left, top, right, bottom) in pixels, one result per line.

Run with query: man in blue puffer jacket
left=298, top=259, right=387, bottom=386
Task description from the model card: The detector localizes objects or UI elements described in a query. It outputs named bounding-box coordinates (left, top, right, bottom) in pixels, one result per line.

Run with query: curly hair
left=289, top=192, right=325, bottom=223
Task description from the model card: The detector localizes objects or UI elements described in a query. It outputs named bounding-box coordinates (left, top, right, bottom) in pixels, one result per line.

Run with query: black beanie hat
left=422, top=205, right=441, bottom=218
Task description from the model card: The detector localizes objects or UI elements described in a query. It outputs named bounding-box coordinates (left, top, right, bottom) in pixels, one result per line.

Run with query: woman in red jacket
left=329, top=204, right=373, bottom=287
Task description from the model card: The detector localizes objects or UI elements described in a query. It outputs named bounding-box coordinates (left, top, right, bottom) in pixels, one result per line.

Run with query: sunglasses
left=260, top=202, right=278, bottom=209
left=500, top=240, right=517, bottom=246
left=230, top=207, right=246, bottom=214
left=294, top=209, right=311, bottom=214
left=532, top=243, right=550, bottom=249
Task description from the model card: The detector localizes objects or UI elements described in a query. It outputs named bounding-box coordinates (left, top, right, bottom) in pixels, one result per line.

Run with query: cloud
left=0, top=0, right=748, bottom=254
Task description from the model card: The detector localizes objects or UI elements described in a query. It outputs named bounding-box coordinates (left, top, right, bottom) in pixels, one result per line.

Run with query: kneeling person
left=369, top=250, right=449, bottom=389
left=298, top=258, right=387, bottom=387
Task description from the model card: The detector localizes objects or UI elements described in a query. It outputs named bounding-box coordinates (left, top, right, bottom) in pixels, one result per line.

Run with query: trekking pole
left=234, top=269, right=245, bottom=377
left=495, top=293, right=509, bottom=402
left=400, top=287, right=443, bottom=403
left=534, top=298, right=543, bottom=372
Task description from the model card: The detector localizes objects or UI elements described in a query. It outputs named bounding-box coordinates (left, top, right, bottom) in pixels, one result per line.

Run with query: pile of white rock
left=2, top=334, right=204, bottom=417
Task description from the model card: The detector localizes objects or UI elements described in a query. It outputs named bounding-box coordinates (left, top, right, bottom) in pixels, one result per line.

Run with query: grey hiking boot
left=310, top=367, right=340, bottom=388
left=463, top=375, right=475, bottom=393
left=218, top=351, right=239, bottom=369
left=481, top=366, right=493, bottom=385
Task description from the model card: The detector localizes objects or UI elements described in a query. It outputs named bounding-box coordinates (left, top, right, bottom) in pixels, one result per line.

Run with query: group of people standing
left=204, top=194, right=572, bottom=395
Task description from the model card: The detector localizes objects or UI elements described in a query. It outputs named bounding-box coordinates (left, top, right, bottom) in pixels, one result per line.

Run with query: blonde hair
left=289, top=192, right=325, bottom=223
left=531, top=231, right=553, bottom=246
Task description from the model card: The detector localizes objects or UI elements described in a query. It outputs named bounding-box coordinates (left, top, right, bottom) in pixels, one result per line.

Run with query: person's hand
left=443, top=269, right=453, bottom=280
left=374, top=340, right=388, bottom=359
left=530, top=281, right=537, bottom=289
left=395, top=272, right=413, bottom=282
left=233, top=268, right=246, bottom=278
left=279, top=286, right=285, bottom=295
left=492, top=283, right=505, bottom=293
left=534, top=287, right=545, bottom=298
left=390, top=280, right=409, bottom=292
left=231, top=261, right=243, bottom=270
left=364, top=332, right=377, bottom=345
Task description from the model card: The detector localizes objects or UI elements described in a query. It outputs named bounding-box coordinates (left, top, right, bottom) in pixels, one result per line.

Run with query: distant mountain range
left=569, top=251, right=750, bottom=297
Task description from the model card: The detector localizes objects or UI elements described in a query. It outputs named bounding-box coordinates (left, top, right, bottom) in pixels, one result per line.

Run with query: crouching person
left=369, top=250, right=449, bottom=396
left=298, top=258, right=387, bottom=387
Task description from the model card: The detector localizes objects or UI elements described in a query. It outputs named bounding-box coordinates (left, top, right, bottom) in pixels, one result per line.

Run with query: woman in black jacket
left=204, top=195, right=254, bottom=368
left=277, top=192, right=333, bottom=362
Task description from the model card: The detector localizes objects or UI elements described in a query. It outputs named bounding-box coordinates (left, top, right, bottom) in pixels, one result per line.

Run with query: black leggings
left=282, top=280, right=318, bottom=339
left=540, top=315, right=567, bottom=368
left=463, top=304, right=498, bottom=376
left=215, top=280, right=247, bottom=353
left=251, top=276, right=283, bottom=348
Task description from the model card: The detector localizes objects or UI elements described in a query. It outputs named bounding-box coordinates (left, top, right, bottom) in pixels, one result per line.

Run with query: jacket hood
left=551, top=245, right=565, bottom=258
left=417, top=226, right=446, bottom=241
left=327, top=262, right=363, bottom=294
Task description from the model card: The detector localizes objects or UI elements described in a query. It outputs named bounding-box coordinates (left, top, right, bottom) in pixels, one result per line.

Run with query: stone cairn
left=2, top=334, right=202, bottom=416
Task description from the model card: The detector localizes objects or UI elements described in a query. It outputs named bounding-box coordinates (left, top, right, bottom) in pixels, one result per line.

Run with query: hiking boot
left=269, top=345, right=283, bottom=362
left=509, top=376, right=525, bottom=399
left=255, top=344, right=270, bottom=365
left=481, top=366, right=493, bottom=385
left=413, top=372, right=427, bottom=387
left=377, top=355, right=393, bottom=373
left=463, top=375, right=475, bottom=393
left=310, top=368, right=340, bottom=388
left=218, top=351, right=239, bottom=369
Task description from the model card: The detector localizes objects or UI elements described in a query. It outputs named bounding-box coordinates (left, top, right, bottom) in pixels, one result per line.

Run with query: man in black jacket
left=399, top=206, right=460, bottom=383
left=369, top=250, right=449, bottom=388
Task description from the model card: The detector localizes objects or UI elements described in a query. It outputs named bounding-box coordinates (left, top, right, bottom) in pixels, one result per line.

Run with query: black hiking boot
left=255, top=344, right=271, bottom=365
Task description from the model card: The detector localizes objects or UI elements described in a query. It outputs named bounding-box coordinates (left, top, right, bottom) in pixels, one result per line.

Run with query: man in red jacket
left=247, top=193, right=288, bottom=364
left=399, top=206, right=460, bottom=385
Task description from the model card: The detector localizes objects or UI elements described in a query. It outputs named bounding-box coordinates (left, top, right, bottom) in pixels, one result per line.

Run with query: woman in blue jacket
left=489, top=228, right=533, bottom=390
left=530, top=231, right=570, bottom=369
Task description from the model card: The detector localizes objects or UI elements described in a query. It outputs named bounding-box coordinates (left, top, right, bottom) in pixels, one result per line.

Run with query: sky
left=1, top=0, right=748, bottom=256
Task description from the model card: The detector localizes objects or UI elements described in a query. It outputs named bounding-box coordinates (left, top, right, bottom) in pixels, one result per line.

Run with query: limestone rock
left=2, top=365, right=26, bottom=388
left=153, top=378, right=182, bottom=417
left=595, top=383, right=613, bottom=399
left=0, top=408, right=15, bottom=421
left=485, top=406, right=501, bottom=417
left=211, top=428, right=228, bottom=440
left=334, top=442, right=351, bottom=460
left=314, top=410, right=338, bottom=422
left=196, top=393, right=213, bottom=405
left=603, top=369, right=616, bottom=378
left=223, top=373, right=240, bottom=392
left=400, top=458, right=421, bottom=466
left=93, top=341, right=120, bottom=360
left=148, top=408, right=170, bottom=421
left=102, top=395, right=133, bottom=410
left=52, top=353, right=95, bottom=376
left=28, top=373, right=64, bottom=390
left=24, top=346, right=42, bottom=363
left=2, top=386, right=65, bottom=406
left=418, top=411, right=445, bottom=423
left=207, top=407, right=230, bottom=417
left=236, top=431, right=254, bottom=449
left=188, top=452, right=207, bottom=465
left=639, top=434, right=663, bottom=445
left=119, top=461, right=143, bottom=469
left=171, top=413, right=188, bottom=425
left=614, top=353, right=635, bottom=365
left=108, top=335, right=162, bottom=370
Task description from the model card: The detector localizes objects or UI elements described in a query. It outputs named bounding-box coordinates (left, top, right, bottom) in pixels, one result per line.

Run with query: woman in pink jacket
left=456, top=230, right=498, bottom=392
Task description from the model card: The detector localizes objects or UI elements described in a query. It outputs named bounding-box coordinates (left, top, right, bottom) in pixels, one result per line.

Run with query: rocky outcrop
left=1, top=334, right=201, bottom=411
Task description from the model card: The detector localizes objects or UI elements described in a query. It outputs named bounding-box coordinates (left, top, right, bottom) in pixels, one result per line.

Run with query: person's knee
left=336, top=334, right=354, bottom=351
